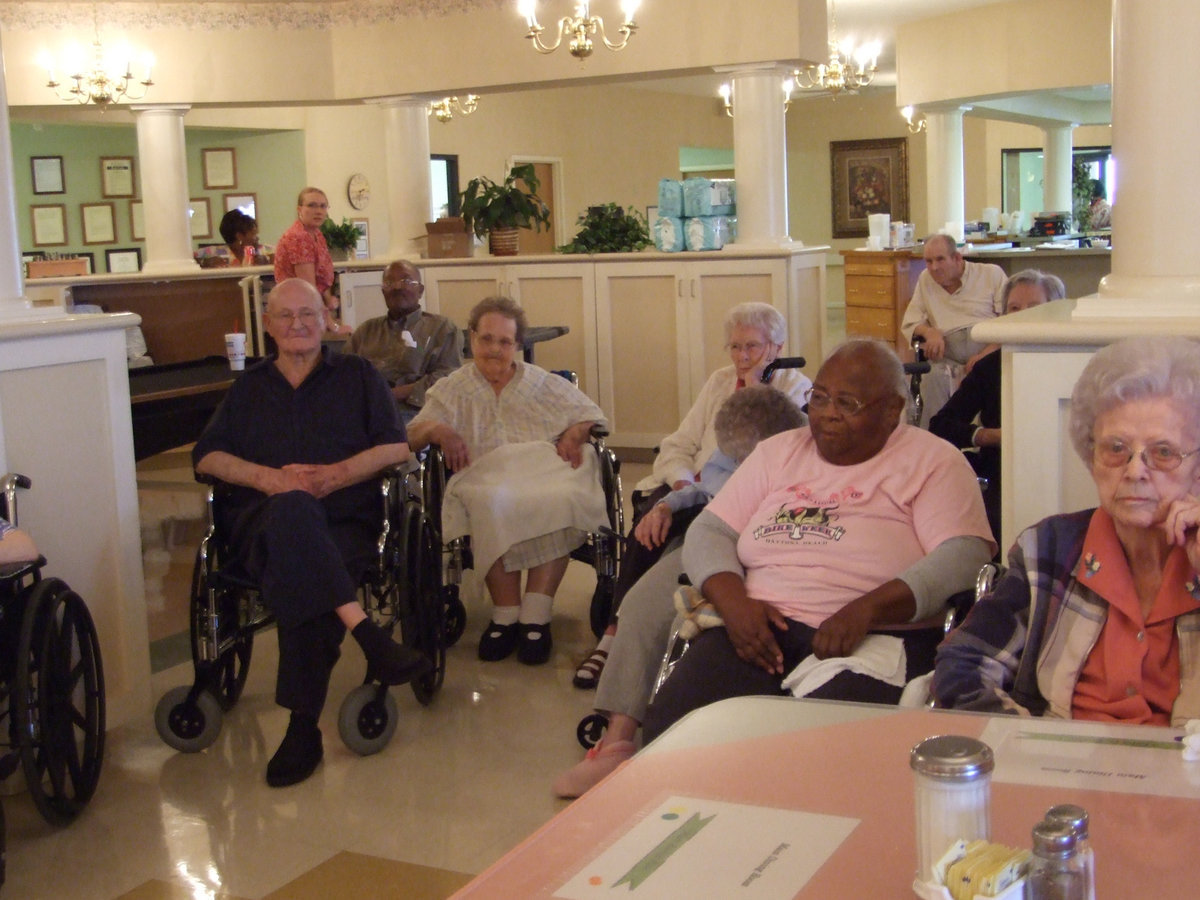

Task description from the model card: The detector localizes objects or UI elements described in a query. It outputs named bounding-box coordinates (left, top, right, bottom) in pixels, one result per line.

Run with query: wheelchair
left=906, top=337, right=933, bottom=427
left=153, top=462, right=446, bottom=757
left=420, top=424, right=624, bottom=642
left=0, top=473, right=105, bottom=828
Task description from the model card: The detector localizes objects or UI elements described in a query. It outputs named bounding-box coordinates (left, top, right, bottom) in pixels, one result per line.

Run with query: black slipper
left=478, top=621, right=519, bottom=661
left=517, top=622, right=553, bottom=666
left=266, top=714, right=323, bottom=788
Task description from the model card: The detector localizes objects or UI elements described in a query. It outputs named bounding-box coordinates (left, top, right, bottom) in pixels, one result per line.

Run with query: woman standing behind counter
left=274, top=187, right=350, bottom=333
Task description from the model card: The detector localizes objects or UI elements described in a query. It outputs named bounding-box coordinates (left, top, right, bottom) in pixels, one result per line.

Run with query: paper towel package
left=682, top=177, right=736, bottom=217
left=654, top=216, right=685, bottom=252
left=657, top=179, right=684, bottom=217
left=685, top=216, right=731, bottom=251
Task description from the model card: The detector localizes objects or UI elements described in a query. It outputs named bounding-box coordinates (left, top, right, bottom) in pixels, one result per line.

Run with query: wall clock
left=347, top=173, right=370, bottom=210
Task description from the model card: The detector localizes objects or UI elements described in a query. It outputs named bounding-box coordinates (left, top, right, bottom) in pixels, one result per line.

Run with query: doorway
left=510, top=156, right=563, bottom=255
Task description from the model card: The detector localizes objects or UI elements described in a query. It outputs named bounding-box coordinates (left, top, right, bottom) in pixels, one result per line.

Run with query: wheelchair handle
left=903, top=361, right=932, bottom=375
left=761, top=356, right=806, bottom=383
left=1, top=472, right=32, bottom=492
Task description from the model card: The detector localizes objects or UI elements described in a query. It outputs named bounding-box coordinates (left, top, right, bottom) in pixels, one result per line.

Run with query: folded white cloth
left=780, top=634, right=908, bottom=698
left=441, top=441, right=607, bottom=575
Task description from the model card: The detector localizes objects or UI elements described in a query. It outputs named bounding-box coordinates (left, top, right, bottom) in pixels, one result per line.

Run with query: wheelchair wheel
left=401, top=503, right=446, bottom=707
left=338, top=683, right=399, bottom=756
left=190, top=559, right=253, bottom=711
left=576, top=713, right=608, bottom=750
left=589, top=575, right=615, bottom=639
left=154, top=685, right=223, bottom=753
left=13, top=578, right=105, bottom=827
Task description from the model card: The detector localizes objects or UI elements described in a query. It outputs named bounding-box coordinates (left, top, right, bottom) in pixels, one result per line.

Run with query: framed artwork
left=646, top=205, right=659, bottom=222
left=130, top=201, right=145, bottom=241
left=830, top=138, right=909, bottom=239
left=351, top=217, right=369, bottom=259
left=223, top=192, right=256, bottom=219
left=31, top=204, right=68, bottom=246
left=75, top=252, right=95, bottom=275
left=31, top=156, right=65, bottom=194
left=106, top=247, right=142, bottom=274
left=81, top=202, right=117, bottom=244
left=100, top=156, right=135, bottom=198
left=203, top=147, right=237, bottom=189
left=189, top=198, right=212, bottom=239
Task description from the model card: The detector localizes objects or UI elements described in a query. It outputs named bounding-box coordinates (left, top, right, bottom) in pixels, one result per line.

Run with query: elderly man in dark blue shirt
left=193, top=278, right=428, bottom=787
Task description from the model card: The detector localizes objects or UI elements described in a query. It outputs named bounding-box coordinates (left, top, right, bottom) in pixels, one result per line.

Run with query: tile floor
left=3, top=455, right=657, bottom=900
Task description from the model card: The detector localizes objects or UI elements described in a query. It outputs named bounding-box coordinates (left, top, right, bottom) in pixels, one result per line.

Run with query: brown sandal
left=572, top=648, right=608, bottom=689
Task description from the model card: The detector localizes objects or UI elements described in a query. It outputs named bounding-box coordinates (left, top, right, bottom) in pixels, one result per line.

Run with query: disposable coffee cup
left=225, top=332, right=246, bottom=371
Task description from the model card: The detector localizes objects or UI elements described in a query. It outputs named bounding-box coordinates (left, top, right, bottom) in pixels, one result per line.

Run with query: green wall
left=10, top=123, right=304, bottom=272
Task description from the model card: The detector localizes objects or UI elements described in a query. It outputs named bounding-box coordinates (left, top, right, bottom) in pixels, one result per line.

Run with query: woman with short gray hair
left=934, top=335, right=1200, bottom=724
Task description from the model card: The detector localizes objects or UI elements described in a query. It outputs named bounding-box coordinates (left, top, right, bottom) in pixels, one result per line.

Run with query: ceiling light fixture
left=901, top=106, right=927, bottom=133
left=792, top=0, right=878, bottom=97
left=430, top=95, right=479, bottom=123
left=39, top=9, right=153, bottom=108
left=517, top=0, right=640, bottom=60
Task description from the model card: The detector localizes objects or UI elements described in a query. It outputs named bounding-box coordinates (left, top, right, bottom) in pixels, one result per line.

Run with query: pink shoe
left=552, top=740, right=636, bottom=799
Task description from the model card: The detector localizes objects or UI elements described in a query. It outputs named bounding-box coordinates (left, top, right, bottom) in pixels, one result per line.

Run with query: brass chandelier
left=792, top=0, right=878, bottom=97
left=40, top=10, right=153, bottom=107
left=517, top=0, right=641, bottom=60
left=430, top=95, right=480, bottom=123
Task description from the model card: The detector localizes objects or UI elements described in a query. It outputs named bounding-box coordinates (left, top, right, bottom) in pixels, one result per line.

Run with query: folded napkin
left=781, top=634, right=907, bottom=698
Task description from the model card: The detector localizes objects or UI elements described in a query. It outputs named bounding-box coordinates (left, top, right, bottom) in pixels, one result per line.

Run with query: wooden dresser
left=839, top=248, right=924, bottom=353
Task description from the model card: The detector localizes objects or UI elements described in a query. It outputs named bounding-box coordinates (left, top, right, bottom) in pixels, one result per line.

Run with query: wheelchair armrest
left=903, top=361, right=931, bottom=376
left=761, top=356, right=806, bottom=383
left=589, top=424, right=610, bottom=440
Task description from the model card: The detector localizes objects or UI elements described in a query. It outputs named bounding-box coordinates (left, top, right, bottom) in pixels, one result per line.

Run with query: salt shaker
left=1026, top=821, right=1086, bottom=900
left=1044, top=805, right=1094, bottom=900
left=910, top=735, right=994, bottom=884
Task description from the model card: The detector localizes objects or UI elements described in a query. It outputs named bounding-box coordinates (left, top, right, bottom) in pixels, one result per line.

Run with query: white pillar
left=376, top=98, right=432, bottom=259
left=0, top=35, right=33, bottom=318
left=132, top=105, right=199, bottom=274
left=1042, top=124, right=1075, bottom=217
left=1079, top=0, right=1200, bottom=316
left=923, top=107, right=966, bottom=238
left=726, top=65, right=790, bottom=246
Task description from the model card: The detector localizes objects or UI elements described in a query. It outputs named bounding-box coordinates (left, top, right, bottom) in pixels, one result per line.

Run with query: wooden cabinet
left=839, top=249, right=924, bottom=352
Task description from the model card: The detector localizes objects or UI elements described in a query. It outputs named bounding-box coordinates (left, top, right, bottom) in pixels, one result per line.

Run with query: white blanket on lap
left=441, top=441, right=608, bottom=574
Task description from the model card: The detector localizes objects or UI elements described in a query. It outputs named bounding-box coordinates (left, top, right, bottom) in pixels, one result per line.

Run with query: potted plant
left=558, top=203, right=651, bottom=254
left=321, top=217, right=364, bottom=261
left=459, top=163, right=551, bottom=256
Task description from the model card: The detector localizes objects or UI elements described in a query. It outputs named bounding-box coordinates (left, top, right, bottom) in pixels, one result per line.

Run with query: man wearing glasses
left=194, top=278, right=430, bottom=787
left=346, top=260, right=463, bottom=424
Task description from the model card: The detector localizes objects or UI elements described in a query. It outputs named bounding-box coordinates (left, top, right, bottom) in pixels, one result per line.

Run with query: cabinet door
left=594, top=260, right=686, bottom=448
left=418, top=264, right=505, bottom=329
left=508, top=263, right=597, bottom=401
left=338, top=267, right=385, bottom=329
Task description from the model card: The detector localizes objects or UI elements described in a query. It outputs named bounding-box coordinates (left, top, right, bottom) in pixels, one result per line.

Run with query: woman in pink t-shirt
left=642, top=340, right=995, bottom=744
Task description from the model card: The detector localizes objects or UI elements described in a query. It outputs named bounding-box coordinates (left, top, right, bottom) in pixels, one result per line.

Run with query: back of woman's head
left=715, top=384, right=806, bottom=463
left=1069, top=336, right=1200, bottom=462
left=724, top=302, right=787, bottom=346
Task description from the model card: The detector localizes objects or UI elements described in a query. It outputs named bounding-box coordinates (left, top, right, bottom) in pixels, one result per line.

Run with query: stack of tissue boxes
left=654, top=177, right=737, bottom=252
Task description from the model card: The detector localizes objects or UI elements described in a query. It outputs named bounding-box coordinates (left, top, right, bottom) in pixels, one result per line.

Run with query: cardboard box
left=425, top=217, right=473, bottom=258
left=27, top=258, right=89, bottom=278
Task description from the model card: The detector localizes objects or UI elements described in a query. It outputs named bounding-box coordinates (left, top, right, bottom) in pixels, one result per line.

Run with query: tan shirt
left=345, top=308, right=463, bottom=410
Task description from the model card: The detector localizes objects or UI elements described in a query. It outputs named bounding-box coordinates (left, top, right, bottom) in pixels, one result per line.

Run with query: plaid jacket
left=932, top=508, right=1200, bottom=726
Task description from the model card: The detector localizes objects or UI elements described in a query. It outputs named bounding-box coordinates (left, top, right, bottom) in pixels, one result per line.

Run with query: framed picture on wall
left=106, top=247, right=142, bottom=274
left=31, top=204, right=68, bottom=246
left=223, top=192, right=256, bottom=219
left=100, top=157, right=135, bottom=198
left=189, top=198, right=212, bottom=238
left=81, top=202, right=117, bottom=244
left=203, top=148, right=237, bottom=189
left=130, top=201, right=145, bottom=240
left=351, top=218, right=369, bottom=259
left=31, top=156, right=65, bottom=195
left=830, top=138, right=909, bottom=239
left=75, top=252, right=95, bottom=275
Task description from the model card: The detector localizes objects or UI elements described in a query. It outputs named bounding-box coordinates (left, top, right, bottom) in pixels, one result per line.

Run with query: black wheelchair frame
left=153, top=463, right=447, bottom=757
left=420, top=424, right=625, bottom=641
left=0, top=473, right=105, bottom=831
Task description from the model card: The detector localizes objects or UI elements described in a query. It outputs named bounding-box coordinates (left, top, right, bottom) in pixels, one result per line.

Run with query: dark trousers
left=642, top=619, right=942, bottom=744
left=227, top=491, right=375, bottom=718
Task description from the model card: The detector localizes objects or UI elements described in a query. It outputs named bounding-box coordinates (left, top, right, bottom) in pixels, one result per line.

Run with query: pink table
left=454, top=699, right=1197, bottom=898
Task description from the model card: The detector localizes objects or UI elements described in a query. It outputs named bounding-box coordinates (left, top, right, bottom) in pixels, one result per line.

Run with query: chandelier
left=430, top=95, right=480, bottom=123
left=793, top=1, right=878, bottom=97
left=517, top=0, right=641, bottom=60
left=718, top=79, right=796, bottom=118
left=40, top=12, right=153, bottom=107
left=901, top=106, right=927, bottom=133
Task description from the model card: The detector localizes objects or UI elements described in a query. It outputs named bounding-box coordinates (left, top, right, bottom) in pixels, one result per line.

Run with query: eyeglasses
left=270, top=309, right=322, bottom=326
left=726, top=341, right=766, bottom=355
left=1091, top=437, right=1200, bottom=472
left=302, top=202, right=329, bottom=210
left=805, top=388, right=889, bottom=417
left=382, top=278, right=422, bottom=288
left=472, top=333, right=517, bottom=350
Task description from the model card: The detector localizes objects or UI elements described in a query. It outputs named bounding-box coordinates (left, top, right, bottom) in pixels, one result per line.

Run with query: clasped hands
left=262, top=462, right=347, bottom=499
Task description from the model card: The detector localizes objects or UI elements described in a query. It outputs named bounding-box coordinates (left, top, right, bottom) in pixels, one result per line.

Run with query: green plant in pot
left=321, top=217, right=364, bottom=260
left=559, top=203, right=651, bottom=254
left=459, top=163, right=551, bottom=256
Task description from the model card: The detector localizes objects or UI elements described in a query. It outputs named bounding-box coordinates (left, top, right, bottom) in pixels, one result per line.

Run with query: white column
left=376, top=97, right=432, bottom=259
left=1079, top=0, right=1200, bottom=316
left=132, top=105, right=199, bottom=274
left=726, top=65, right=790, bottom=246
left=1041, top=124, right=1075, bottom=217
left=923, top=107, right=966, bottom=238
left=0, top=35, right=33, bottom=318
